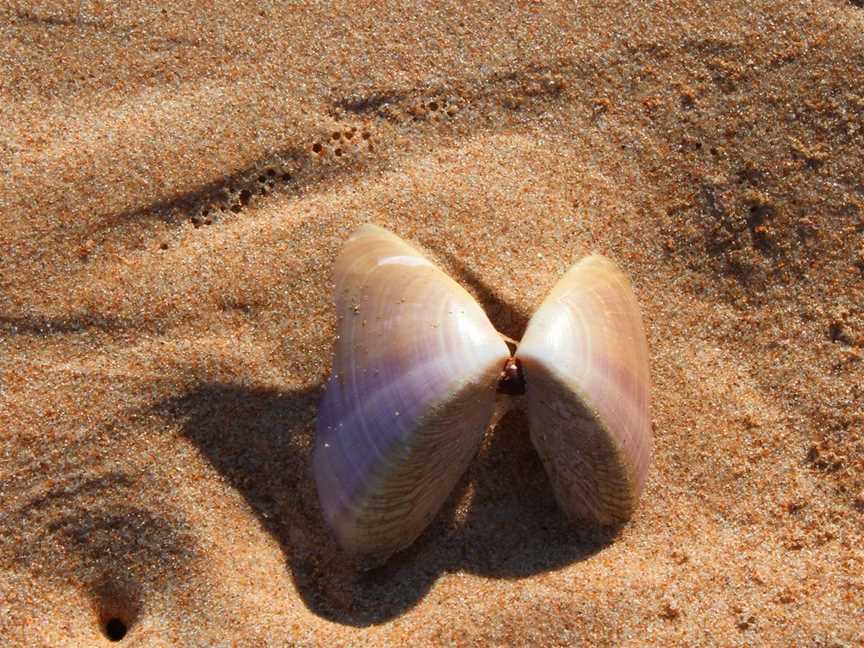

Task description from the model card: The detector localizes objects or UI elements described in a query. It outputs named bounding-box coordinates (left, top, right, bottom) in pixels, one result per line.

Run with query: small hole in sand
left=239, top=189, right=252, bottom=206
left=361, top=131, right=371, bottom=140
left=334, top=148, right=343, bottom=156
left=280, top=172, right=292, bottom=181
left=344, top=130, right=354, bottom=139
left=332, top=131, right=341, bottom=140
left=159, top=242, right=168, bottom=250
left=266, top=168, right=276, bottom=177
left=230, top=203, right=242, bottom=213
left=428, top=101, right=439, bottom=111
left=257, top=174, right=267, bottom=183
left=104, top=618, right=127, bottom=642
left=312, top=142, right=323, bottom=153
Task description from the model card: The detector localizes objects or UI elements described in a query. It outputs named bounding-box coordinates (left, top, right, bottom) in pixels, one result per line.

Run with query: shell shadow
left=438, top=250, right=532, bottom=342
left=158, top=383, right=616, bottom=628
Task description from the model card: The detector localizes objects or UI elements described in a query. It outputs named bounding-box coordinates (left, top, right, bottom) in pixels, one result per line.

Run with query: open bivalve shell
left=313, top=224, right=652, bottom=564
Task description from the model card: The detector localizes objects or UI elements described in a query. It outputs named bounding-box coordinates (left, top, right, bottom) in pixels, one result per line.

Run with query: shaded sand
left=2, top=1, right=863, bottom=645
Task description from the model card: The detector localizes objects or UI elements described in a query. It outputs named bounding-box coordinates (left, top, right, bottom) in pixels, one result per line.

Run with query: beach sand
left=1, top=1, right=863, bottom=645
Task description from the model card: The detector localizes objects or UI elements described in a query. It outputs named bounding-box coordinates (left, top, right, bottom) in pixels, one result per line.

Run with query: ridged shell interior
left=516, top=255, right=652, bottom=525
left=313, top=224, right=510, bottom=561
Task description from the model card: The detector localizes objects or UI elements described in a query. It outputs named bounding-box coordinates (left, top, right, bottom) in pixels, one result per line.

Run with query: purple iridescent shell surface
left=313, top=224, right=509, bottom=562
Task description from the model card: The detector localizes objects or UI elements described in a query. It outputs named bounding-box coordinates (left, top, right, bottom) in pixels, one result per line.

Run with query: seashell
left=314, top=225, right=652, bottom=564
left=515, top=255, right=652, bottom=525
left=313, top=224, right=510, bottom=563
